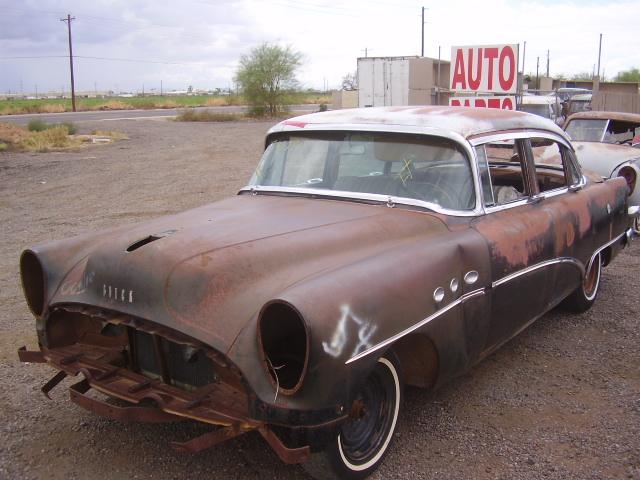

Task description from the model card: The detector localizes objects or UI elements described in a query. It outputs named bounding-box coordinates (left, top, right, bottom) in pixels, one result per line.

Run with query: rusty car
left=565, top=110, right=640, bottom=231
left=18, top=106, right=638, bottom=479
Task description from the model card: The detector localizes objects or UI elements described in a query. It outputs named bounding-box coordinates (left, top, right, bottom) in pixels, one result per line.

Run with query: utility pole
left=160, top=80, right=163, bottom=96
left=596, top=33, right=602, bottom=80
left=536, top=57, right=539, bottom=90
left=361, top=48, right=369, bottom=58
left=421, top=7, right=425, bottom=57
left=546, top=50, right=549, bottom=77
left=60, top=14, right=77, bottom=112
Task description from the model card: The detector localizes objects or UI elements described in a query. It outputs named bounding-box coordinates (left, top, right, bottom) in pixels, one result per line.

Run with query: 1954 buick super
left=18, top=107, right=638, bottom=479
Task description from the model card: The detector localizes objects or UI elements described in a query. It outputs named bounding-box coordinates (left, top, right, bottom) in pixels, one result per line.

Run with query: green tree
left=615, top=67, right=640, bottom=82
left=570, top=72, right=593, bottom=81
left=234, top=43, right=303, bottom=116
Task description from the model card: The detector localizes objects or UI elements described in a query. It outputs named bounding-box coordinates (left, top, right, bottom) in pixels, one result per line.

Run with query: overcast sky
left=1, top=0, right=638, bottom=94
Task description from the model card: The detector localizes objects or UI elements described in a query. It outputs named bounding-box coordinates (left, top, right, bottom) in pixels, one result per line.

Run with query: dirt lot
left=1, top=118, right=638, bottom=480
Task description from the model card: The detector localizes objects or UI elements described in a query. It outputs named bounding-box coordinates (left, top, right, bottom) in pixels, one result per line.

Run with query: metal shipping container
left=358, top=57, right=410, bottom=107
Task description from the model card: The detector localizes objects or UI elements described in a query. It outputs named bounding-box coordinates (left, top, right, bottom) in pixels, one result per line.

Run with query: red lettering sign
left=449, top=96, right=516, bottom=110
left=450, top=44, right=519, bottom=94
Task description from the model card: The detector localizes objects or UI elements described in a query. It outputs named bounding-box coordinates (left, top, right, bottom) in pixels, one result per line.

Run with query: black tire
left=303, top=352, right=403, bottom=480
left=561, top=251, right=602, bottom=313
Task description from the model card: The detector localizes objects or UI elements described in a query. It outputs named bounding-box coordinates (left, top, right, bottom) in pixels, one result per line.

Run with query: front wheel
left=303, top=353, right=403, bottom=480
left=561, top=252, right=602, bottom=313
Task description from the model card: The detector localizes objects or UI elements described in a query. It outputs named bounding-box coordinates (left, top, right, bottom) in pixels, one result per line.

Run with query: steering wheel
left=398, top=181, right=457, bottom=208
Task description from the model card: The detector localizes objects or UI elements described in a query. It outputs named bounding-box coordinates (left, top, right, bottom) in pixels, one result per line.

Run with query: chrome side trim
left=492, top=231, right=629, bottom=289
left=588, top=230, right=628, bottom=272
left=345, top=288, right=486, bottom=365
left=239, top=186, right=482, bottom=217
left=492, top=257, right=585, bottom=289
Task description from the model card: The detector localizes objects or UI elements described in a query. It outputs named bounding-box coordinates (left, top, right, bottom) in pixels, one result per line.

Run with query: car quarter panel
left=228, top=224, right=493, bottom=410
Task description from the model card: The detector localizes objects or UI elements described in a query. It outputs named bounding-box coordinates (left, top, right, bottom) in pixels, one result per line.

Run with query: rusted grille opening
left=131, top=330, right=217, bottom=391
left=259, top=302, right=309, bottom=393
left=45, top=307, right=223, bottom=393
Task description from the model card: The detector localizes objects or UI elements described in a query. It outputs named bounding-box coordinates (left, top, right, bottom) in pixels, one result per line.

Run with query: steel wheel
left=561, top=252, right=602, bottom=312
left=303, top=353, right=402, bottom=480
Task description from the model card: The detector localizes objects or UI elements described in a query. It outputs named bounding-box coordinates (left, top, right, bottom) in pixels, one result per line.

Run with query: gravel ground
left=1, top=118, right=638, bottom=480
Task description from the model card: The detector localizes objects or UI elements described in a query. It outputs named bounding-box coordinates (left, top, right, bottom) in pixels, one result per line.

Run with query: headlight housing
left=258, top=301, right=309, bottom=395
left=20, top=250, right=46, bottom=316
left=618, top=166, right=637, bottom=195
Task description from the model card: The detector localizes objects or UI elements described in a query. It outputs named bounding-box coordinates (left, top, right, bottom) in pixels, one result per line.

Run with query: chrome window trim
left=469, top=130, right=572, bottom=151
left=484, top=197, right=530, bottom=214
left=345, top=288, right=486, bottom=365
left=245, top=128, right=485, bottom=216
left=238, top=186, right=483, bottom=217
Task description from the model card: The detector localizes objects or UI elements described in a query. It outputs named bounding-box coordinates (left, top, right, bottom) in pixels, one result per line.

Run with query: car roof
left=269, top=106, right=567, bottom=141
left=569, top=94, right=592, bottom=101
left=566, top=110, right=640, bottom=123
left=521, top=95, right=556, bottom=105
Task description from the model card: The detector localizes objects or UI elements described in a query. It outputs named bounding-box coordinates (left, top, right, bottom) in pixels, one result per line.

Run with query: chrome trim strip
left=588, top=230, right=628, bottom=271
left=492, top=257, right=585, bottom=289
left=469, top=131, right=573, bottom=151
left=345, top=288, right=486, bottom=365
left=239, top=186, right=482, bottom=217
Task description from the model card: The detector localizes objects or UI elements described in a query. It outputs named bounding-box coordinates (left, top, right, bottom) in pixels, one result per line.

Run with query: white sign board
left=449, top=96, right=516, bottom=110
left=450, top=44, right=519, bottom=94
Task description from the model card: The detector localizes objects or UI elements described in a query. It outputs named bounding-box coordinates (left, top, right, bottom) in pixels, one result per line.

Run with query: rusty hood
left=42, top=194, right=450, bottom=356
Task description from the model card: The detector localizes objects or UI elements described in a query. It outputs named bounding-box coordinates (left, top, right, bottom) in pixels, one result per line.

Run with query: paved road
left=0, top=104, right=319, bottom=125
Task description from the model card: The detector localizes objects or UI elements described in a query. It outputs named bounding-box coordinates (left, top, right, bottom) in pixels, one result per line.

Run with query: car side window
left=475, top=139, right=529, bottom=207
left=528, top=138, right=579, bottom=192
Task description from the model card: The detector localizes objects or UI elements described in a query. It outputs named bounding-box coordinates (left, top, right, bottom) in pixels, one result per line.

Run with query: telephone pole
left=60, top=14, right=77, bottom=112
left=421, top=7, right=425, bottom=57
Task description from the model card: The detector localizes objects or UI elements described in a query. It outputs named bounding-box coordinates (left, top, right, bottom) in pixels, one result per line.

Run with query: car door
left=525, top=136, right=622, bottom=307
left=469, top=134, right=556, bottom=352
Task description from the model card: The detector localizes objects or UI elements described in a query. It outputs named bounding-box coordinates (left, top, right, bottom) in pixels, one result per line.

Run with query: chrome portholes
left=433, top=287, right=445, bottom=303
left=464, top=271, right=479, bottom=285
left=450, top=278, right=459, bottom=293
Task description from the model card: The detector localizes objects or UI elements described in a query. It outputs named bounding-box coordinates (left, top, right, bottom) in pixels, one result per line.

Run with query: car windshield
left=566, top=119, right=607, bottom=141
left=521, top=104, right=552, bottom=119
left=249, top=132, right=476, bottom=211
left=567, top=118, right=640, bottom=144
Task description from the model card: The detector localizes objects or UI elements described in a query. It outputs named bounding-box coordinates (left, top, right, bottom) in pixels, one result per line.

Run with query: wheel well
left=391, top=334, right=439, bottom=389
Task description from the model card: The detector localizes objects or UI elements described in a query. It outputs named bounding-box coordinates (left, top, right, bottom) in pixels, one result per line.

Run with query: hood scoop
left=126, top=229, right=178, bottom=252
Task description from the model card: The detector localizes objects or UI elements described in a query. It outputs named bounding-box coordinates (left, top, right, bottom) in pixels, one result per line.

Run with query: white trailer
left=357, top=56, right=446, bottom=108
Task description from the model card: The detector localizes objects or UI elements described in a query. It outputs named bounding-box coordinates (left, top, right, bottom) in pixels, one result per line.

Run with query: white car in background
left=565, top=111, right=640, bottom=231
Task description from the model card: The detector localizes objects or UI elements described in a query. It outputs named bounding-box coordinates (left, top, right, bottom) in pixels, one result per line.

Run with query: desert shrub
left=27, top=119, right=49, bottom=132
left=175, top=109, right=242, bottom=122
left=61, top=122, right=77, bottom=134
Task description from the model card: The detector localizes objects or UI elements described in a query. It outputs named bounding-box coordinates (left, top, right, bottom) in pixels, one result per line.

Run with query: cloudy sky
left=1, top=0, right=638, bottom=94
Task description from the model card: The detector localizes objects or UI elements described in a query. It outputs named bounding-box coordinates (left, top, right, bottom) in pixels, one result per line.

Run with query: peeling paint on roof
left=269, top=106, right=567, bottom=140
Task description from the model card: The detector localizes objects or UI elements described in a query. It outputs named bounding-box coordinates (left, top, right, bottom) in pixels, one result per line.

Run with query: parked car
left=565, top=111, right=640, bottom=231
left=18, top=107, right=637, bottom=480
left=519, top=95, right=562, bottom=124
left=564, top=93, right=592, bottom=117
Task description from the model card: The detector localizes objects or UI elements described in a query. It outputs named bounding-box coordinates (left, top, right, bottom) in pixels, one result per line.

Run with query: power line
left=0, top=55, right=187, bottom=65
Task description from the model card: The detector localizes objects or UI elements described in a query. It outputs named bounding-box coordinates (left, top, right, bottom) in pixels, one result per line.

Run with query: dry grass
left=175, top=109, right=244, bottom=122
left=20, top=125, right=83, bottom=152
left=205, top=97, right=231, bottom=107
left=0, top=123, right=32, bottom=144
left=95, top=100, right=135, bottom=111
left=0, top=122, right=126, bottom=153
left=90, top=130, right=129, bottom=140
